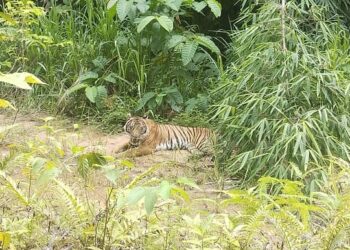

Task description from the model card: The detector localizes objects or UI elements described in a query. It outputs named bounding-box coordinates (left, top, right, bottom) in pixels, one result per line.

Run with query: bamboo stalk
left=281, top=0, right=287, bottom=53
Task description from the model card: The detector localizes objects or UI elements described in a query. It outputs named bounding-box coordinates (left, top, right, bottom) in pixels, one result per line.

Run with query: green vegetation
left=1, top=120, right=350, bottom=249
left=213, top=0, right=350, bottom=189
left=2, top=0, right=350, bottom=248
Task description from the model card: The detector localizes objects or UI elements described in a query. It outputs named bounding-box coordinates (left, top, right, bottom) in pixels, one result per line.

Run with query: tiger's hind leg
left=187, top=143, right=215, bottom=166
left=187, top=140, right=214, bottom=157
left=187, top=144, right=204, bottom=157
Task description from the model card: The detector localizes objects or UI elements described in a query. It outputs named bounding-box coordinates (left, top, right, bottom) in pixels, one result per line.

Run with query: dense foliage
left=0, top=0, right=223, bottom=123
left=1, top=121, right=350, bottom=249
left=212, top=0, right=350, bottom=188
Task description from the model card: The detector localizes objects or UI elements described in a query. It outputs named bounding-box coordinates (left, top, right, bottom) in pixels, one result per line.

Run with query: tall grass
left=0, top=0, right=221, bottom=120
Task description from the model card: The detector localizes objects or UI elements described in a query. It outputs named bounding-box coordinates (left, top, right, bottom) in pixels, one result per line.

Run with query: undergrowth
left=0, top=115, right=350, bottom=249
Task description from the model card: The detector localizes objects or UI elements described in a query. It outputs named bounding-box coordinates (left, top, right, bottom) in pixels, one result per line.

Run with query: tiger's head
left=124, top=115, right=150, bottom=147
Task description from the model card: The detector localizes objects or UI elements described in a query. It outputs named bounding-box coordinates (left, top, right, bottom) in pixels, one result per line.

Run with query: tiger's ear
left=143, top=114, right=148, bottom=119
left=127, top=113, right=132, bottom=119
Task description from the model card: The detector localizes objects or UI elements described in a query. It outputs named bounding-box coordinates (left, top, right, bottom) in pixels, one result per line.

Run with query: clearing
left=0, top=111, right=234, bottom=210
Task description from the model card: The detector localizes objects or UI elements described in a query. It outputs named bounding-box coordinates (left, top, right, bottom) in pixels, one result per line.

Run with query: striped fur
left=120, top=116, right=215, bottom=157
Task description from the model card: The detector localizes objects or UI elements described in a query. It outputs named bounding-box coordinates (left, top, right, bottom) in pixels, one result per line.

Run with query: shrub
left=211, top=0, right=350, bottom=190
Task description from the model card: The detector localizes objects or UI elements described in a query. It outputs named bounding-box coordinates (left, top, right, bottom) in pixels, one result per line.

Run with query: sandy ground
left=0, top=111, right=291, bottom=249
left=0, top=111, right=235, bottom=211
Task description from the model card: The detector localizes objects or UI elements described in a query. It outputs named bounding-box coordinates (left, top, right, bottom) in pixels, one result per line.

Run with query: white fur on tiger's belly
left=155, top=140, right=189, bottom=151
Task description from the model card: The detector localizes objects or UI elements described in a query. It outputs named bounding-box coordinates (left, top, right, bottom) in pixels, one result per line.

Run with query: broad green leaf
left=127, top=187, right=145, bottom=205
left=107, top=0, right=118, bottom=9
left=104, top=73, right=117, bottom=84
left=0, top=72, right=45, bottom=89
left=78, top=71, right=98, bottom=83
left=117, top=0, right=131, bottom=21
left=103, top=167, right=121, bottom=184
left=159, top=181, right=172, bottom=199
left=30, top=157, right=47, bottom=174
left=92, top=56, right=108, bottom=69
left=37, top=162, right=60, bottom=185
left=116, top=195, right=127, bottom=209
left=128, top=4, right=137, bottom=20
left=96, top=85, right=108, bottom=107
left=195, top=35, right=220, bottom=54
left=181, top=41, right=198, bottom=65
left=136, top=91, right=156, bottom=110
left=165, top=0, right=182, bottom=11
left=136, top=0, right=149, bottom=13
left=157, top=16, right=173, bottom=32
left=79, top=152, right=106, bottom=167
left=155, top=94, right=164, bottom=105
left=206, top=0, right=221, bottom=17
left=0, top=98, right=15, bottom=110
left=77, top=152, right=106, bottom=178
left=167, top=34, right=186, bottom=49
left=192, top=1, right=207, bottom=12
left=144, top=188, right=158, bottom=214
left=137, top=16, right=155, bottom=33
left=0, top=231, right=11, bottom=248
left=85, top=86, right=98, bottom=103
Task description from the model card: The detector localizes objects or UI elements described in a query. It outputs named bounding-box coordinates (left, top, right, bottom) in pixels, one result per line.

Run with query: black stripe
left=188, top=127, right=194, bottom=141
left=170, top=126, right=181, bottom=148
left=165, top=126, right=172, bottom=149
left=174, top=126, right=187, bottom=148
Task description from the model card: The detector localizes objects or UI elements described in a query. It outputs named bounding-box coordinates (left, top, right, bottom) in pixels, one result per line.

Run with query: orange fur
left=118, top=117, right=215, bottom=158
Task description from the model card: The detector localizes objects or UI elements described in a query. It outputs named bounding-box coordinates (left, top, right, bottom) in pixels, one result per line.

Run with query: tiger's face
left=124, top=116, right=149, bottom=146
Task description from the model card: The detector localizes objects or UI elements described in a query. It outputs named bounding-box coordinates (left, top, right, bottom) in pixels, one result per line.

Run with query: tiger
left=116, top=115, right=215, bottom=158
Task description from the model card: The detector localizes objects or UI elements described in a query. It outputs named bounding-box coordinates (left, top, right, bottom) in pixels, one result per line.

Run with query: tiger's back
left=155, top=124, right=214, bottom=154
left=120, top=116, right=215, bottom=157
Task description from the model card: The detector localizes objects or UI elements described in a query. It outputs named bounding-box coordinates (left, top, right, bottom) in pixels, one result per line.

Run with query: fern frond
left=54, top=179, right=87, bottom=221
left=0, top=170, right=29, bottom=206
